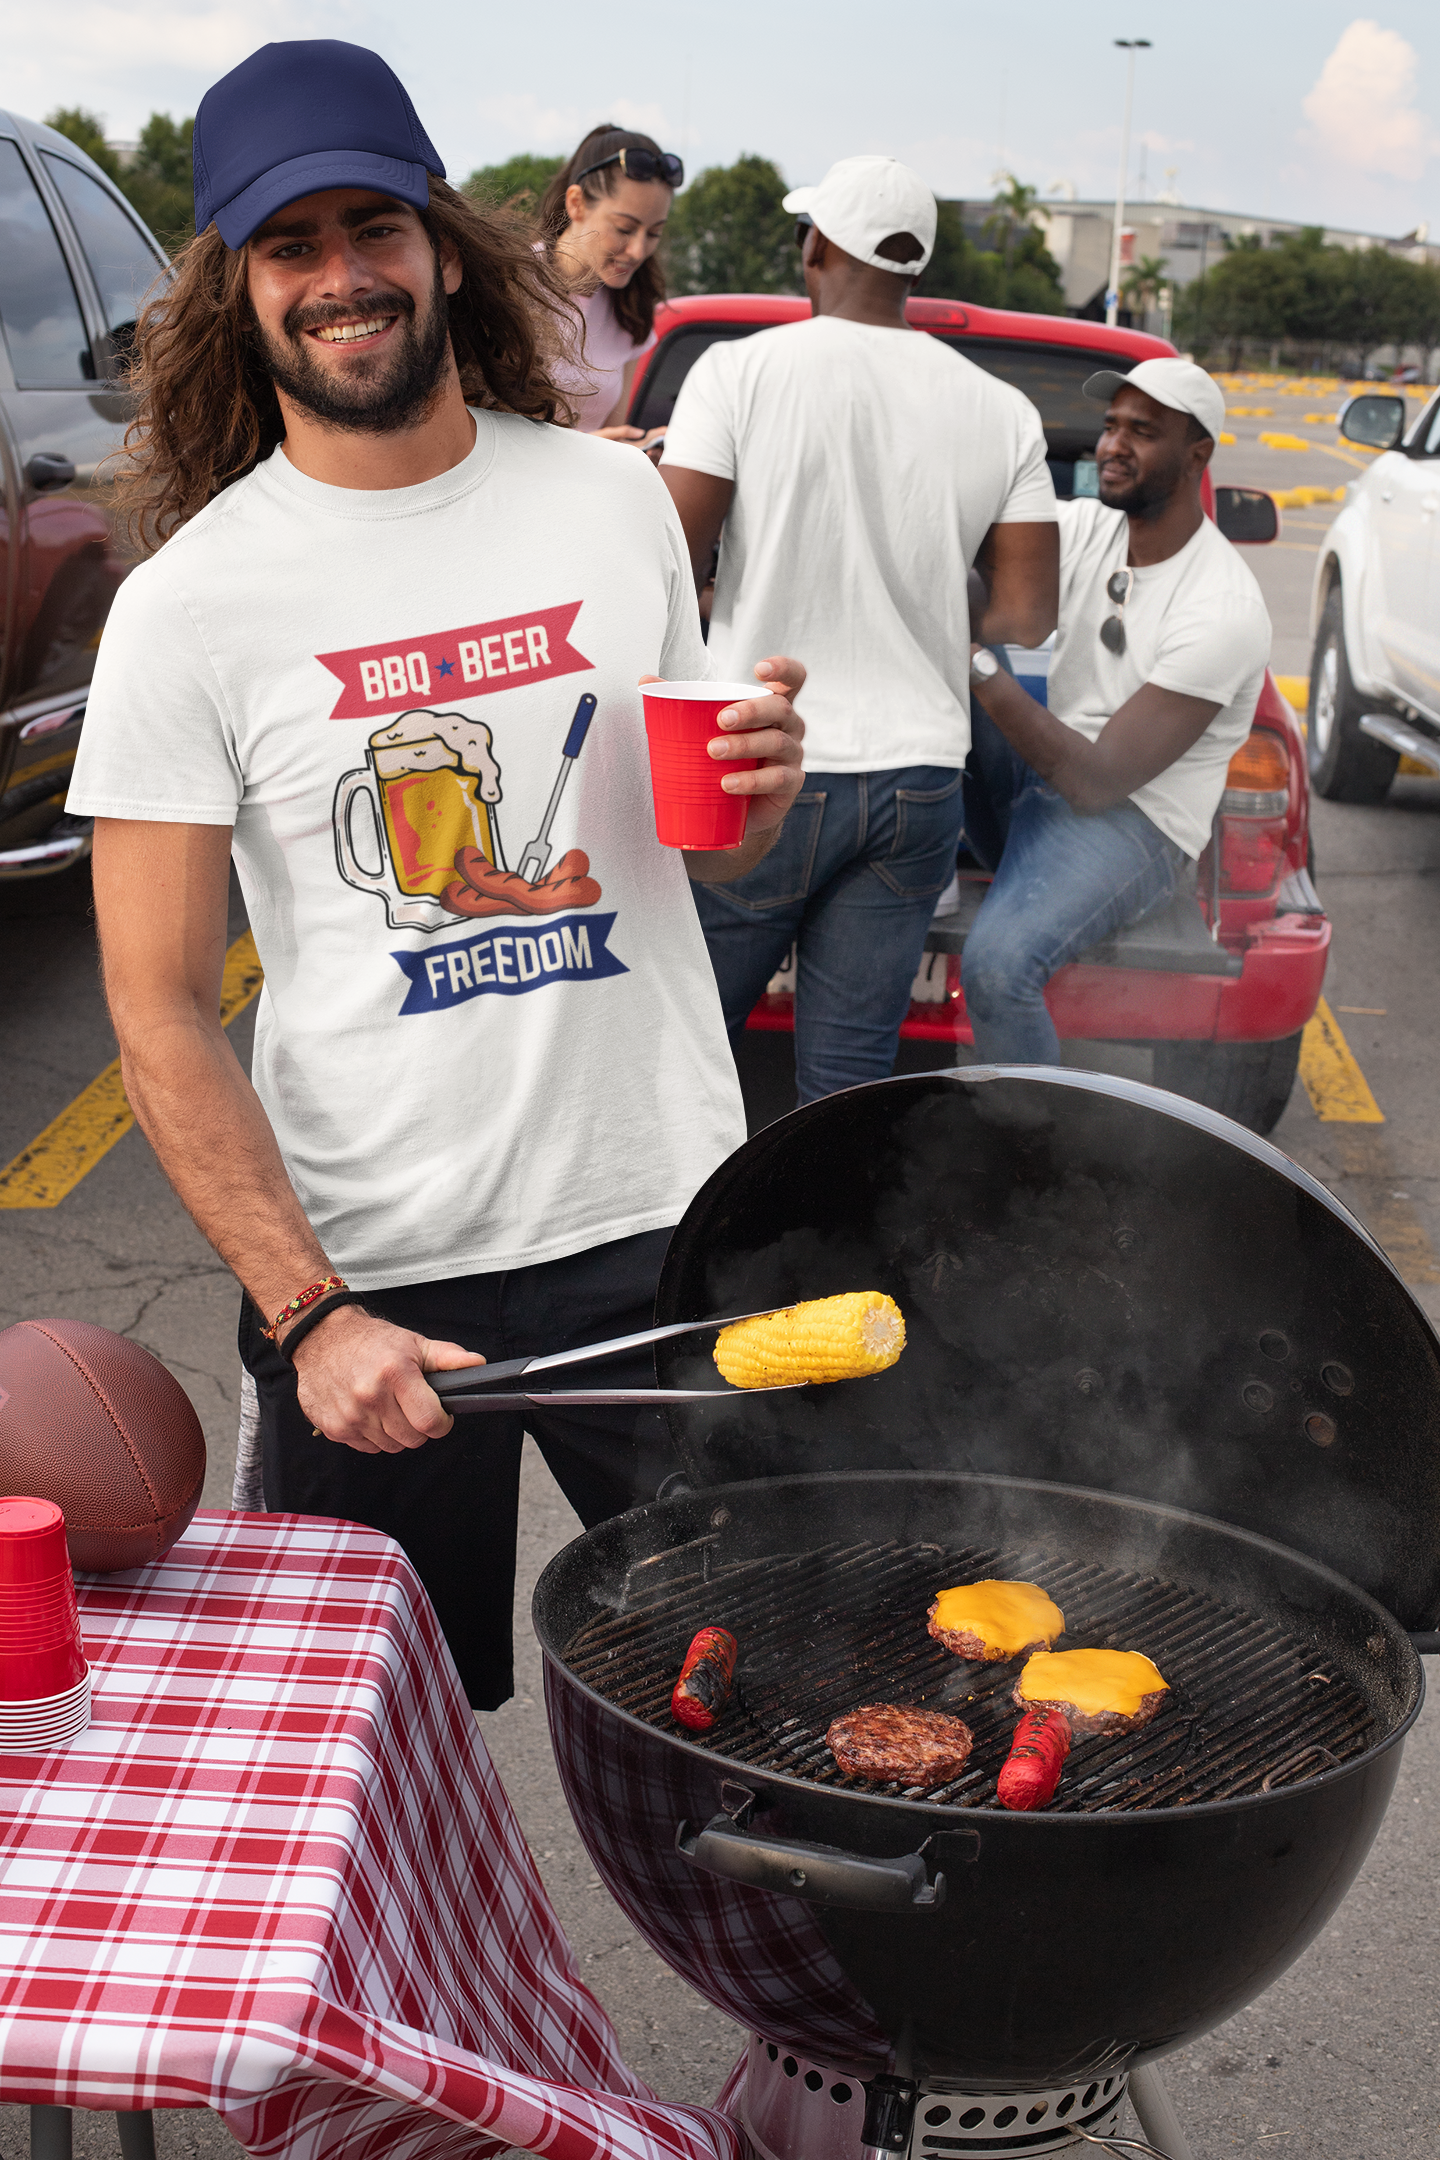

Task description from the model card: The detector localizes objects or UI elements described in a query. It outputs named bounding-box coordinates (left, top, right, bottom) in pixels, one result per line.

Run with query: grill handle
left=1409, top=1631, right=1440, bottom=1655
left=675, top=1813, right=947, bottom=1912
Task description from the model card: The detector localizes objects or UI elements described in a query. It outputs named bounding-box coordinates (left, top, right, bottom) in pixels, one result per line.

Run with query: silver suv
left=1307, top=387, right=1440, bottom=802
left=0, top=111, right=167, bottom=878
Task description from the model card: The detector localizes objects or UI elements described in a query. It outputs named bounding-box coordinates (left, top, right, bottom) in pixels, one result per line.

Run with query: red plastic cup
left=0, top=1498, right=86, bottom=1702
left=641, top=681, right=760, bottom=849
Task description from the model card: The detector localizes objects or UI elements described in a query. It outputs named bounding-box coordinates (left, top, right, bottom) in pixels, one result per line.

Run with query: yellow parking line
left=0, top=931, right=263, bottom=1209
left=1310, top=442, right=1374, bottom=473
left=1299, top=998, right=1383, bottom=1122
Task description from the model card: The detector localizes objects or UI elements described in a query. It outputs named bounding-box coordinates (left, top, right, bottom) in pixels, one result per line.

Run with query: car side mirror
left=1214, top=486, right=1279, bottom=545
left=1339, top=394, right=1405, bottom=451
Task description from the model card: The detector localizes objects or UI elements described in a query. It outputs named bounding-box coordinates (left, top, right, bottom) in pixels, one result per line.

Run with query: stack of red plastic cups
left=0, top=1498, right=91, bottom=1748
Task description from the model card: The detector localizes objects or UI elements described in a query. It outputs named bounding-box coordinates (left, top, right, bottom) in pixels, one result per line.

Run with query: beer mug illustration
left=333, top=709, right=504, bottom=930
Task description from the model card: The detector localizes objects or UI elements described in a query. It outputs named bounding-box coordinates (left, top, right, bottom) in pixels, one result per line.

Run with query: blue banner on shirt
left=393, top=912, right=627, bottom=1016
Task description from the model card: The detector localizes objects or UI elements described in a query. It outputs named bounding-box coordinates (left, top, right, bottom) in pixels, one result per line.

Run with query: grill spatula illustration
left=518, top=693, right=597, bottom=884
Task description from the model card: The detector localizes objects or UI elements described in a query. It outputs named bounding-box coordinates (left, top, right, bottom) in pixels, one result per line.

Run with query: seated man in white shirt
left=960, top=357, right=1272, bottom=1063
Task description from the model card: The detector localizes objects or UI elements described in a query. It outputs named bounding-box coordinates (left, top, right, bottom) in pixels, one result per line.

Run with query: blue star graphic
left=435, top=655, right=455, bottom=678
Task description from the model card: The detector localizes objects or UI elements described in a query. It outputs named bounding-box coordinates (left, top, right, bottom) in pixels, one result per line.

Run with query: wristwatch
left=969, top=647, right=1000, bottom=686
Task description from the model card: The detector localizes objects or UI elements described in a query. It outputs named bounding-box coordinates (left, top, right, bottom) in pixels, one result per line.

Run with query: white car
left=1307, top=388, right=1440, bottom=802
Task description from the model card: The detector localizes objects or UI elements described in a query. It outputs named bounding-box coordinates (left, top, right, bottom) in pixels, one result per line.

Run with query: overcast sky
left=11, top=2, right=1440, bottom=240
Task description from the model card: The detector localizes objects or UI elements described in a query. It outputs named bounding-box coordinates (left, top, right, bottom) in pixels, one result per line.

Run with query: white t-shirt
left=661, top=315, right=1056, bottom=773
left=554, top=282, right=657, bottom=433
left=69, top=418, right=744, bottom=1291
left=1047, top=499, right=1272, bottom=858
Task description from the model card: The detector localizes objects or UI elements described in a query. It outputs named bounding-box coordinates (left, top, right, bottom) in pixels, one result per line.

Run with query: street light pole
left=1106, top=37, right=1151, bottom=328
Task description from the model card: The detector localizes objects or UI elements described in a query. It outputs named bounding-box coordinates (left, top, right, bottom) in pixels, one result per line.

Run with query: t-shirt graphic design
left=325, top=608, right=625, bottom=1014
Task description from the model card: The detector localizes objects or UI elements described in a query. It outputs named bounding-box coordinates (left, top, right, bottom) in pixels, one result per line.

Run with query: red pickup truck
left=628, top=293, right=1327, bottom=1135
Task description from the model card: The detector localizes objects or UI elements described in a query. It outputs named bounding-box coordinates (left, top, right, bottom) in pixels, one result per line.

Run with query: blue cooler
left=1004, top=636, right=1054, bottom=707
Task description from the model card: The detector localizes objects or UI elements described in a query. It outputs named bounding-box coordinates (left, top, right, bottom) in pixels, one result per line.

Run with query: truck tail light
left=1220, top=728, right=1291, bottom=894
left=1222, top=729, right=1290, bottom=816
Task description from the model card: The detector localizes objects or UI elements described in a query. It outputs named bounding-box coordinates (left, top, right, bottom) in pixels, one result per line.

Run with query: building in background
left=1027, top=198, right=1437, bottom=324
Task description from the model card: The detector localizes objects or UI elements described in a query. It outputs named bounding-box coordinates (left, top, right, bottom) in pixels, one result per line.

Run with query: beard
left=257, top=257, right=452, bottom=434
left=1098, top=456, right=1184, bottom=519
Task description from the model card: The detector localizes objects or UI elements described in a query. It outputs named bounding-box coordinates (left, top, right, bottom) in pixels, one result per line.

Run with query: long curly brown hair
left=536, top=125, right=672, bottom=345
left=114, top=178, right=578, bottom=550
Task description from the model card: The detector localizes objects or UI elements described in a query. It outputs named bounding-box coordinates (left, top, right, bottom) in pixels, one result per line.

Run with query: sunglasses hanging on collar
left=1100, top=567, right=1135, bottom=655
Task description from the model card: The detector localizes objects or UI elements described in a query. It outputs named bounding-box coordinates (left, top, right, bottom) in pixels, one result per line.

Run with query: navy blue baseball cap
left=193, top=40, right=446, bottom=249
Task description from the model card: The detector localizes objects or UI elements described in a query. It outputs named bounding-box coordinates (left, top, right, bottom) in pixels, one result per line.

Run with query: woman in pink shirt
left=537, top=126, right=681, bottom=443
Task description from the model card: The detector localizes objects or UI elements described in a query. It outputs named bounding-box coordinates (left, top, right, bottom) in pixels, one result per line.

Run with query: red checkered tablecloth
left=0, top=1511, right=747, bottom=2160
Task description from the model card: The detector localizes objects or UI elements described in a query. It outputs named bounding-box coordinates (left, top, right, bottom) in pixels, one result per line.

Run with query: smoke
left=658, top=1073, right=1438, bottom=1629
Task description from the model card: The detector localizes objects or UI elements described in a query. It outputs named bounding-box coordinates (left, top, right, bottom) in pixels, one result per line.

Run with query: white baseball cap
left=1083, top=357, right=1226, bottom=443
left=782, top=156, right=937, bottom=275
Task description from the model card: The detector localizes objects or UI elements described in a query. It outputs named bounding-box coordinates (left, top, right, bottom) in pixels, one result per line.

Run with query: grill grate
left=561, top=1536, right=1378, bottom=1811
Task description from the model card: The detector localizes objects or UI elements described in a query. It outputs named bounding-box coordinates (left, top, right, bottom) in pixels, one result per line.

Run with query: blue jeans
left=694, top=766, right=966, bottom=1103
left=961, top=704, right=1187, bottom=1066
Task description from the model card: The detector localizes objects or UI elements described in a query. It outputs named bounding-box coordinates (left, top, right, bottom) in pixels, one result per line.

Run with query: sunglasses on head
left=576, top=146, right=685, bottom=188
left=1100, top=567, right=1134, bottom=654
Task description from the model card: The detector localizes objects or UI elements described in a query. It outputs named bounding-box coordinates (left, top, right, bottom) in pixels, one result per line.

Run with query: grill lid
left=655, top=1070, right=1440, bottom=1631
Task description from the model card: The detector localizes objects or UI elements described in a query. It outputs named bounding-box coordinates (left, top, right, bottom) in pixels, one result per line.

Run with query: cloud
left=1301, top=18, right=1440, bottom=184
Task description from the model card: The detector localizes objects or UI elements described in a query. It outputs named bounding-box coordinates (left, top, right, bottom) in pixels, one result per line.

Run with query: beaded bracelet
left=262, top=1273, right=346, bottom=1342
left=277, top=1289, right=368, bottom=1366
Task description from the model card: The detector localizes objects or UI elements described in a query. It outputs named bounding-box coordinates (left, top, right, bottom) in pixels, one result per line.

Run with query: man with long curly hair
left=68, top=40, right=804, bottom=1710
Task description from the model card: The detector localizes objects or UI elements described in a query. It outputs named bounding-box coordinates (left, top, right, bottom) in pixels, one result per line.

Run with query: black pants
left=239, top=1226, right=677, bottom=1711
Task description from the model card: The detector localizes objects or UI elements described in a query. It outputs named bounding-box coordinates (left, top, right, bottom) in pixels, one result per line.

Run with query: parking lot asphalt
left=1, top=381, right=1439, bottom=2160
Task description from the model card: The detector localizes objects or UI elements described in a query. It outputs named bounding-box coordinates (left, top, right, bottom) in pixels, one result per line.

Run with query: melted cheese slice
left=930, top=1580, right=1064, bottom=1656
left=1018, top=1648, right=1168, bottom=1718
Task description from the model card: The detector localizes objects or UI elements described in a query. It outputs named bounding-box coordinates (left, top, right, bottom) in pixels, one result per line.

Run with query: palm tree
left=1121, top=254, right=1170, bottom=322
left=984, top=172, right=1041, bottom=278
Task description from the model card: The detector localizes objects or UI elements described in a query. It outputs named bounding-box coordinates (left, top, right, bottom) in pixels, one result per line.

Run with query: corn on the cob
left=714, top=1292, right=905, bottom=1389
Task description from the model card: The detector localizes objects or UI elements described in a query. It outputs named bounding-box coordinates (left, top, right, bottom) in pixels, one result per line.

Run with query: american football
left=0, top=1319, right=206, bottom=1572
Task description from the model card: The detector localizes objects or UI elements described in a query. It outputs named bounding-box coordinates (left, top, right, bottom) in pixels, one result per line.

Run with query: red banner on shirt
left=316, top=603, right=591, bottom=719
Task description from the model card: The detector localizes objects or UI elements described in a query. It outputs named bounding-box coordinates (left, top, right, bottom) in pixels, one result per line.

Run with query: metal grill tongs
left=430, top=1310, right=800, bottom=1412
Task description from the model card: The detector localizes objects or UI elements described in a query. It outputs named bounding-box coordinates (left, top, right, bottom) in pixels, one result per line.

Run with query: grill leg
left=1129, top=2065, right=1194, bottom=2160
left=30, top=2108, right=72, bottom=2160
left=116, top=2114, right=157, bottom=2160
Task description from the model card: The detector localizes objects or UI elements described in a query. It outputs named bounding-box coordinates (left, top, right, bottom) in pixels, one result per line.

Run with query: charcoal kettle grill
left=534, top=1071, right=1440, bottom=2160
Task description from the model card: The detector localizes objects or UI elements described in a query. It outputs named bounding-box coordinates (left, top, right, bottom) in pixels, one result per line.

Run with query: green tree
left=1175, top=225, right=1440, bottom=369
left=44, top=108, right=121, bottom=183
left=44, top=105, right=193, bottom=250
left=1121, top=253, right=1170, bottom=317
left=916, top=201, right=999, bottom=303
left=664, top=155, right=802, bottom=296
left=915, top=198, right=1065, bottom=313
left=122, top=113, right=195, bottom=250
left=984, top=174, right=1038, bottom=276
left=980, top=174, right=1066, bottom=311
left=462, top=153, right=563, bottom=215
left=998, top=223, right=1068, bottom=313
left=1175, top=233, right=1294, bottom=366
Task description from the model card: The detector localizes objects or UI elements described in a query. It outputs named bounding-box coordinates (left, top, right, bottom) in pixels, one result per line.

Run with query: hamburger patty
left=927, top=1616, right=1053, bottom=1661
left=826, top=1704, right=974, bottom=1786
left=1008, top=1679, right=1168, bottom=1741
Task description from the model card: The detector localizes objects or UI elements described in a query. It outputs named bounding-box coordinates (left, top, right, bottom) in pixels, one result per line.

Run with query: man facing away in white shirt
left=660, top=156, right=1058, bottom=1104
